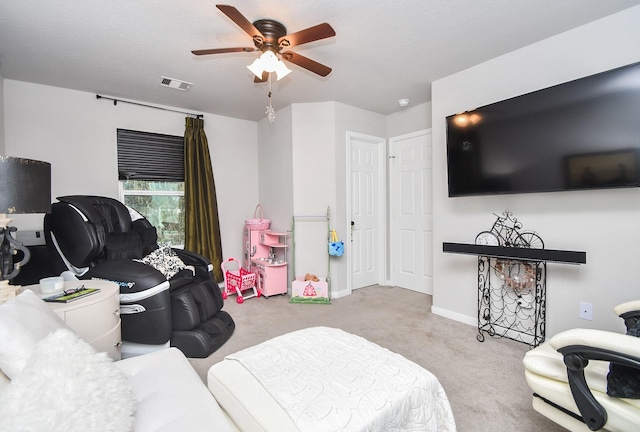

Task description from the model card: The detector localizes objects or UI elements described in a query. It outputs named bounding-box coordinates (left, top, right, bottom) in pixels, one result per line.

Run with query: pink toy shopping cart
left=221, top=258, right=259, bottom=304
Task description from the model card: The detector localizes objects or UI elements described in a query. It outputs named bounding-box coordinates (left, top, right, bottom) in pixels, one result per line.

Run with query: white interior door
left=390, top=130, right=432, bottom=294
left=348, top=132, right=385, bottom=291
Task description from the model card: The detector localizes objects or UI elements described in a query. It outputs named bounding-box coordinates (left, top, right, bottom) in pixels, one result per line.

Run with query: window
left=117, top=129, right=185, bottom=247
left=119, top=181, right=184, bottom=246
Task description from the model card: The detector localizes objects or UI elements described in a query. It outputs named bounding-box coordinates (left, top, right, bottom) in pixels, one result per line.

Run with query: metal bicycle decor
left=475, top=211, right=546, bottom=347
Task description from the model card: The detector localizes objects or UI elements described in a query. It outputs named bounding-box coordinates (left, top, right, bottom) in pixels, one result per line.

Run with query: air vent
left=160, top=76, right=193, bottom=91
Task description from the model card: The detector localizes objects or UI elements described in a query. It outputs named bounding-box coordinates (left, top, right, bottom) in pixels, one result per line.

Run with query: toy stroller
left=220, top=258, right=259, bottom=304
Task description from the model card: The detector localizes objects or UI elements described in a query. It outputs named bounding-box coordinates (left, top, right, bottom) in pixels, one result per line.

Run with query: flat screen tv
left=446, top=61, right=640, bottom=197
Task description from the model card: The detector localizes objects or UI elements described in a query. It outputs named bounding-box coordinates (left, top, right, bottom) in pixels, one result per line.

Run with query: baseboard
left=430, top=306, right=476, bottom=327
left=331, top=288, right=350, bottom=299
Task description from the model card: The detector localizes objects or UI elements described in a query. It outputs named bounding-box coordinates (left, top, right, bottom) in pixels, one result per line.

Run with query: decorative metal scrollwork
left=476, top=211, right=546, bottom=347
left=488, top=211, right=544, bottom=249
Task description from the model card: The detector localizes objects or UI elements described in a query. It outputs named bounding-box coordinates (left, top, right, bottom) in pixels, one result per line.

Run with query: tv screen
left=446, top=61, right=640, bottom=197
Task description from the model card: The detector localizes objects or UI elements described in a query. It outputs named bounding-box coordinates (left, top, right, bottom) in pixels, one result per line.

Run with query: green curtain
left=184, top=117, right=224, bottom=282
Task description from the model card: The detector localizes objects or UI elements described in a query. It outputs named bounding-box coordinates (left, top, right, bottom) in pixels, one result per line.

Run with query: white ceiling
left=1, top=0, right=639, bottom=122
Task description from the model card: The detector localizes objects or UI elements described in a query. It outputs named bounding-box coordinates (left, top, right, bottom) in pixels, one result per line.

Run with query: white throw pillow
left=0, top=328, right=136, bottom=432
left=0, top=289, right=68, bottom=378
left=136, top=244, right=186, bottom=279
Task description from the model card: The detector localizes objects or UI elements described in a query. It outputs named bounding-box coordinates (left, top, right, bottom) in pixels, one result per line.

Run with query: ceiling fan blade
left=192, top=47, right=256, bottom=56
left=281, top=52, right=332, bottom=77
left=254, top=71, right=269, bottom=83
left=216, top=4, right=263, bottom=40
left=279, top=23, right=335, bottom=48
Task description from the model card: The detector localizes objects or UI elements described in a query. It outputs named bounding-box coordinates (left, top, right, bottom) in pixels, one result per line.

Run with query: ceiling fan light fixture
left=247, top=51, right=291, bottom=81
left=194, top=6, right=335, bottom=82
left=273, top=60, right=292, bottom=81
left=247, top=58, right=264, bottom=79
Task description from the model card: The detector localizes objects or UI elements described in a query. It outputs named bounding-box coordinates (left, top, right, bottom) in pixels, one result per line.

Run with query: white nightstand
left=27, top=280, right=122, bottom=360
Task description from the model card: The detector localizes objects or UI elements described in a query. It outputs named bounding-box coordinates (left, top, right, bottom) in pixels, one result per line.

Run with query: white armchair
left=523, top=301, right=640, bottom=431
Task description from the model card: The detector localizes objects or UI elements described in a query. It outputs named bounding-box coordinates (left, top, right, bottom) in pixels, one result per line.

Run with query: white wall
left=431, top=6, right=640, bottom=336
left=255, top=101, right=387, bottom=297
left=386, top=102, right=431, bottom=138
left=292, top=102, right=336, bottom=214
left=2, top=78, right=413, bottom=298
left=254, top=104, right=295, bottom=282
left=3, top=80, right=258, bottom=262
left=0, top=74, right=5, bottom=154
left=209, top=109, right=260, bottom=263
left=291, top=102, right=335, bottom=280
left=334, top=102, right=387, bottom=297
left=257, top=104, right=294, bottom=234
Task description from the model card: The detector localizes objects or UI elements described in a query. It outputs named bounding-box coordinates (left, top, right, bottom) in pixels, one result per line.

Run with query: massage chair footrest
left=171, top=311, right=236, bottom=358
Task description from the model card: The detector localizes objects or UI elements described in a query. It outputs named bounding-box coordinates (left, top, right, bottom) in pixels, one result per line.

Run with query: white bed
left=208, top=327, right=456, bottom=432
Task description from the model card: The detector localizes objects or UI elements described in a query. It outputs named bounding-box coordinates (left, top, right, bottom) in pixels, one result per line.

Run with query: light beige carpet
left=189, top=285, right=566, bottom=432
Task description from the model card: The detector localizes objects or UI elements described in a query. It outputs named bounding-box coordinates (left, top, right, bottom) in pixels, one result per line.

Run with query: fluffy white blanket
left=0, top=328, right=135, bottom=432
left=226, top=327, right=456, bottom=432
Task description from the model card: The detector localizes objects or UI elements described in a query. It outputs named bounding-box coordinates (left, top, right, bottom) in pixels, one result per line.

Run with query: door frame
left=345, top=131, right=387, bottom=296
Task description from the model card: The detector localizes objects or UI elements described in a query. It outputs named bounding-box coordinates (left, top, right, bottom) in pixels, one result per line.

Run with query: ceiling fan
left=192, top=4, right=336, bottom=83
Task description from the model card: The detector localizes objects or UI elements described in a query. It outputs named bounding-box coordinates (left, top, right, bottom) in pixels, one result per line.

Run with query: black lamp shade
left=0, top=156, right=52, bottom=214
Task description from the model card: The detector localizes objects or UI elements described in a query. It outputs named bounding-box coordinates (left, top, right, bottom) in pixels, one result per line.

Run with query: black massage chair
left=44, top=195, right=234, bottom=358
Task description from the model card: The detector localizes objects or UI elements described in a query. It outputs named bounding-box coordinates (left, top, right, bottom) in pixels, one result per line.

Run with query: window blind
left=117, top=129, right=184, bottom=181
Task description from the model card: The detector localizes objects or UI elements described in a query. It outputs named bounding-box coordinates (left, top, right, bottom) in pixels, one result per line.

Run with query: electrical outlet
left=580, top=301, right=593, bottom=320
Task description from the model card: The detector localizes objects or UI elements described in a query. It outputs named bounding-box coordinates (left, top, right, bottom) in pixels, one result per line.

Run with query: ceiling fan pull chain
left=266, top=74, right=276, bottom=123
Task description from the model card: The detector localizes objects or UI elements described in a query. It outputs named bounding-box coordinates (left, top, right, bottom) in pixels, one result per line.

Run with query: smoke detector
left=160, top=76, right=193, bottom=91
left=398, top=98, right=410, bottom=107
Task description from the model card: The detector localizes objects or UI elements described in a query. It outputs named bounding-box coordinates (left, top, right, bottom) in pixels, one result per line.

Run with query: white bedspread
left=225, top=327, right=456, bottom=432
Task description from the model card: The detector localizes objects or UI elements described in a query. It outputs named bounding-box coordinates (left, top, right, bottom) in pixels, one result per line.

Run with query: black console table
left=443, top=242, right=586, bottom=347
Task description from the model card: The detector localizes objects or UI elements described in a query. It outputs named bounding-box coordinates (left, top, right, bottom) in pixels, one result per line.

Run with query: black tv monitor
left=446, top=61, right=640, bottom=197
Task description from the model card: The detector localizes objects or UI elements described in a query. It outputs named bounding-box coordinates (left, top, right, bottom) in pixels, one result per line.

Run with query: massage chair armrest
left=550, top=329, right=640, bottom=431
left=82, top=259, right=168, bottom=295
left=173, top=249, right=214, bottom=279
left=173, top=248, right=210, bottom=267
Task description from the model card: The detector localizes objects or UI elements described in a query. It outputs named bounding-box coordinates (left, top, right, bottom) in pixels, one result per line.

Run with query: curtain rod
left=96, top=95, right=203, bottom=118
